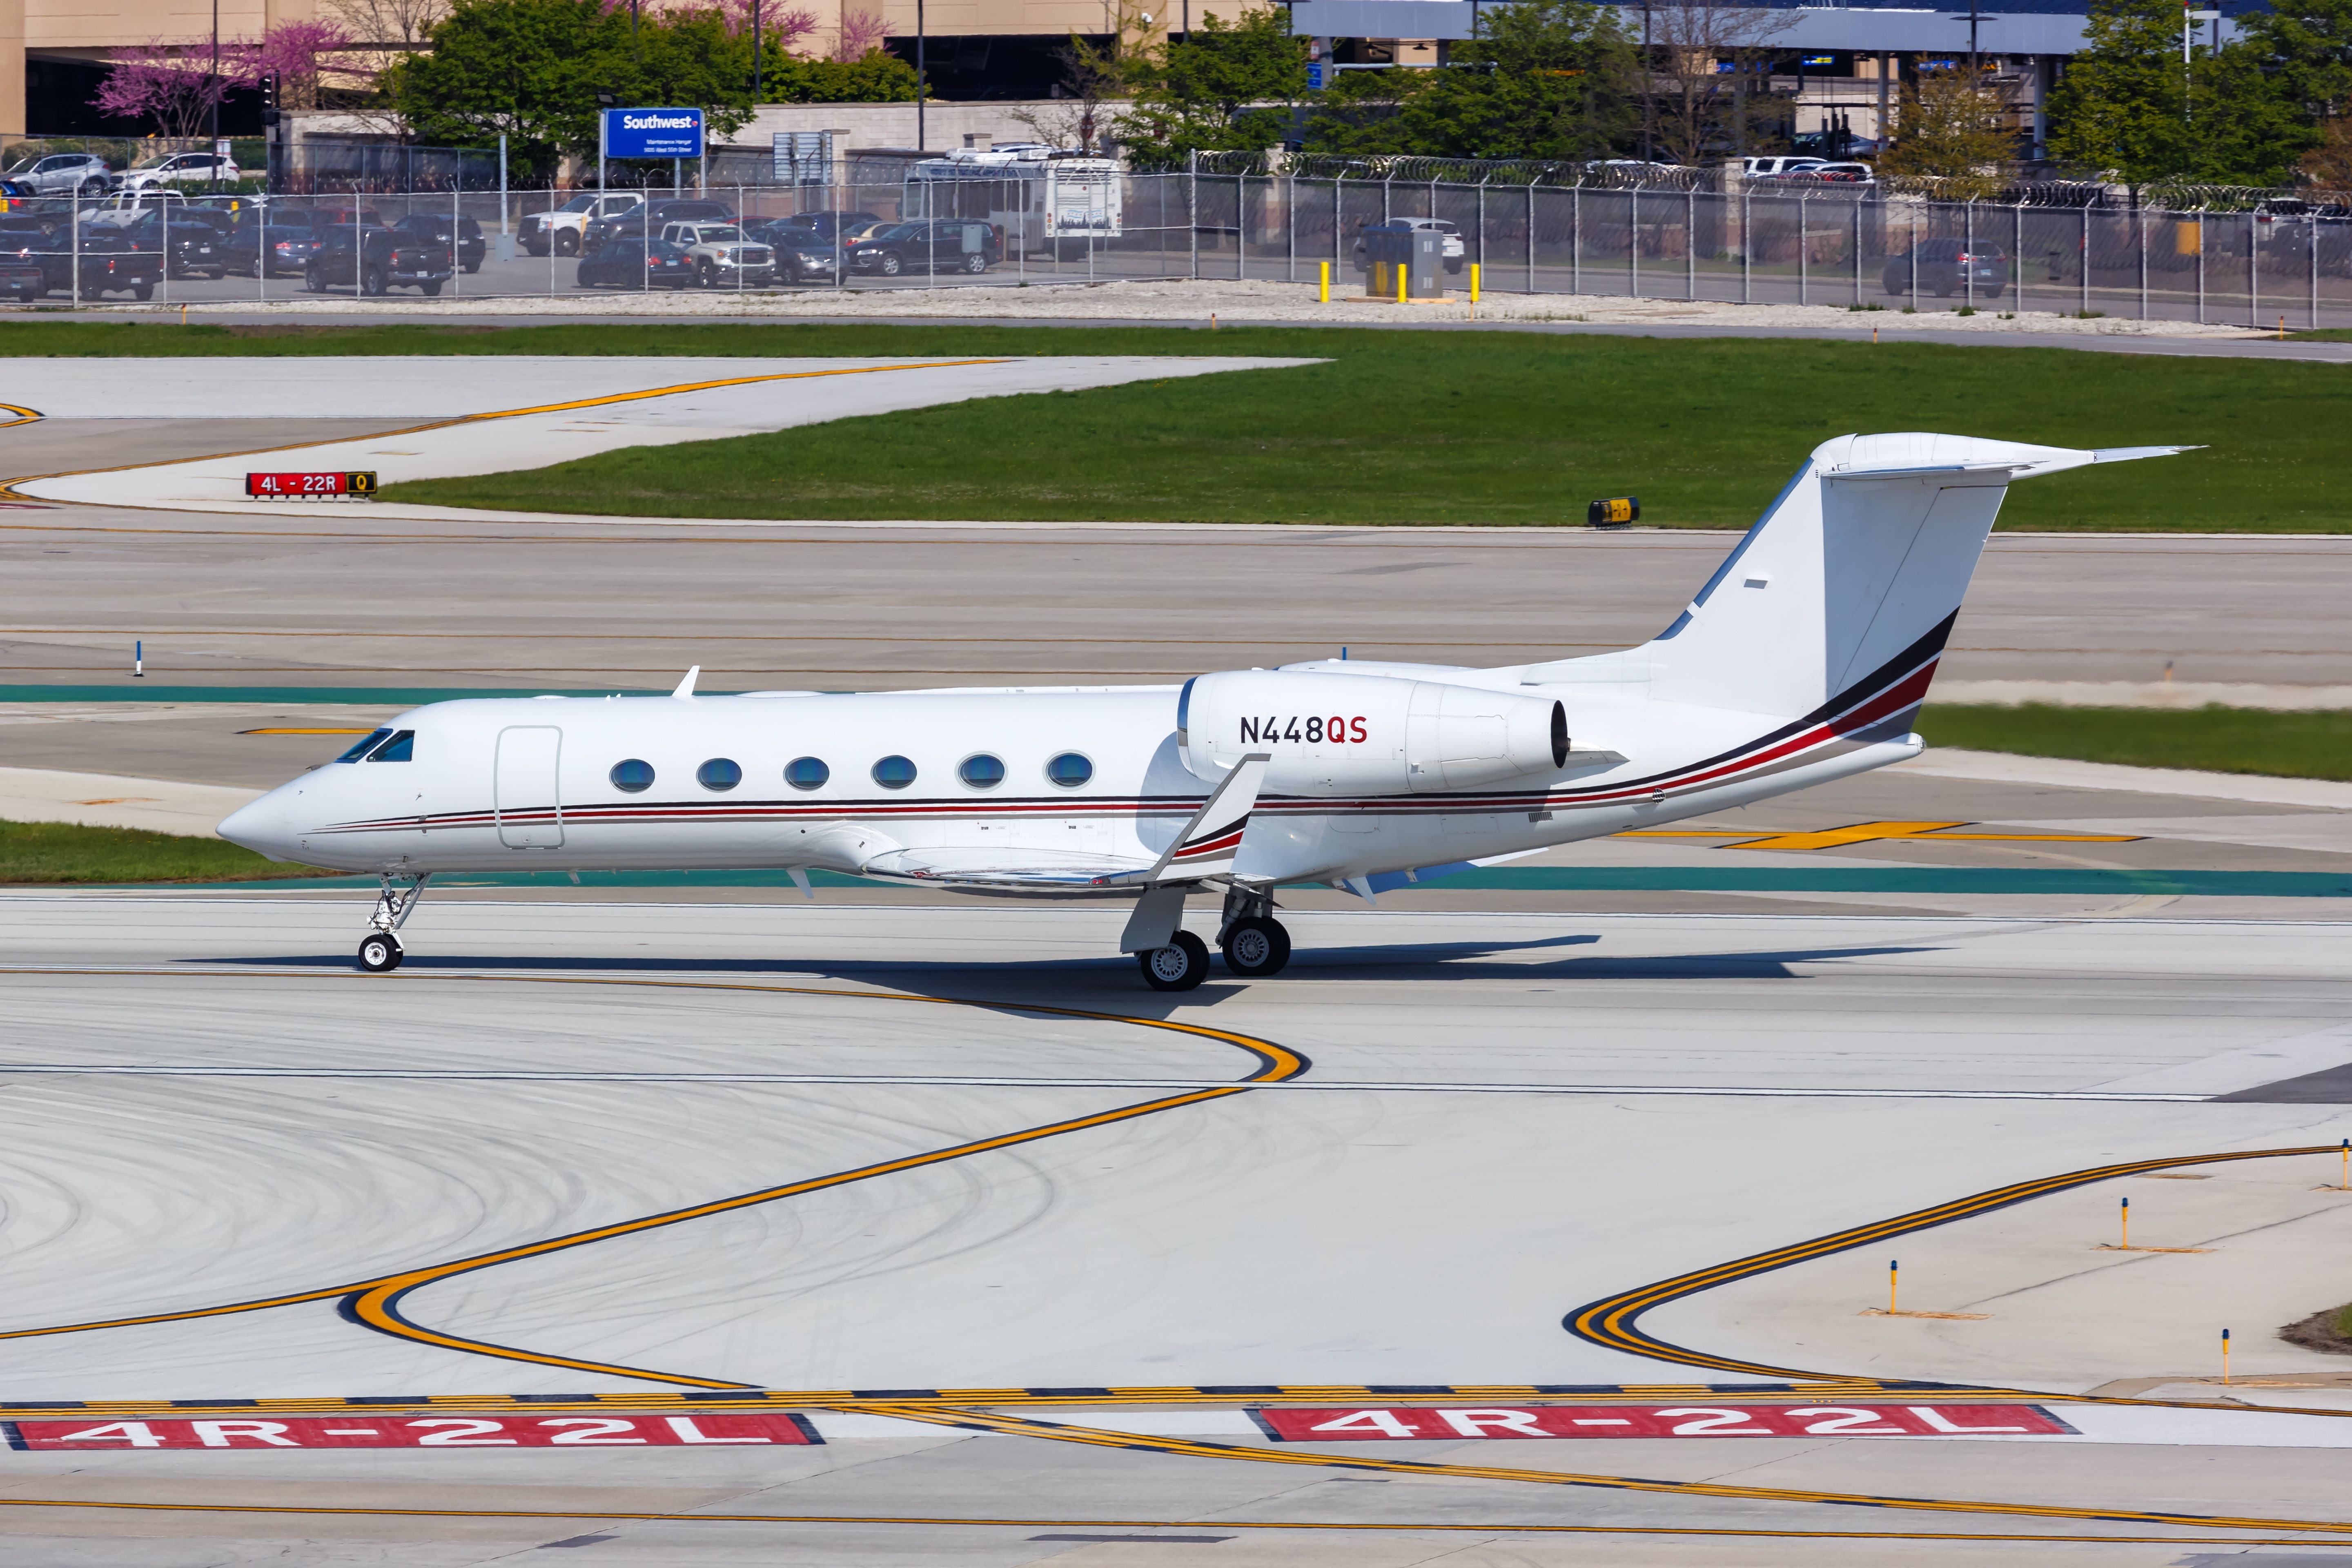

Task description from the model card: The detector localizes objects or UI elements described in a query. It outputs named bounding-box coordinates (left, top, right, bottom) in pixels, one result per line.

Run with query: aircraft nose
left=217, top=791, right=292, bottom=857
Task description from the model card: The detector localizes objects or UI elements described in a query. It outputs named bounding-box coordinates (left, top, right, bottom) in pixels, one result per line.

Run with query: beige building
left=5, top=0, right=333, bottom=135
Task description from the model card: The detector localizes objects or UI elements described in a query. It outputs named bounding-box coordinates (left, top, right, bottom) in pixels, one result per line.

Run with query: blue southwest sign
left=602, top=107, right=705, bottom=159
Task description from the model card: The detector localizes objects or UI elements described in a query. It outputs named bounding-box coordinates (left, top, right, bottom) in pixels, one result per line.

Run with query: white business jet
left=219, top=432, right=2183, bottom=989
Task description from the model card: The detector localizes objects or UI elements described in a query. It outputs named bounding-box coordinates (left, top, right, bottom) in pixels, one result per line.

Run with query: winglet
left=672, top=665, right=700, bottom=700
left=1149, top=753, right=1271, bottom=885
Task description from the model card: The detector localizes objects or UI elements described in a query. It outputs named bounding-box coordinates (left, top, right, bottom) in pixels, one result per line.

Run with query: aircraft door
left=495, top=726, right=564, bottom=848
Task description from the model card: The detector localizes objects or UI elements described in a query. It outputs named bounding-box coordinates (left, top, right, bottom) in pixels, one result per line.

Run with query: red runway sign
left=1250, top=1404, right=2076, bottom=1441
left=245, top=471, right=378, bottom=499
left=7, top=1412, right=820, bottom=1451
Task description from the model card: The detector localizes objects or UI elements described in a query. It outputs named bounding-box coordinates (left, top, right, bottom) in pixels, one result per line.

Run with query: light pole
left=916, top=0, right=927, bottom=149
left=753, top=0, right=763, bottom=101
left=208, top=0, right=220, bottom=193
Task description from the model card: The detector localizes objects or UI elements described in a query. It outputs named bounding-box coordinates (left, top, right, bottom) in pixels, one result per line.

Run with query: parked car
left=1802, top=161, right=1877, bottom=183
left=846, top=219, right=1001, bottom=277
left=1884, top=238, right=2008, bottom=298
left=657, top=220, right=774, bottom=287
left=5, top=151, right=111, bottom=195
left=522, top=192, right=646, bottom=256
left=114, top=151, right=240, bottom=190
left=584, top=198, right=733, bottom=251
left=78, top=189, right=206, bottom=228
left=0, top=218, right=49, bottom=299
left=390, top=213, right=486, bottom=273
left=1350, top=215, right=1466, bottom=276
left=1743, top=155, right=1828, bottom=179
left=302, top=225, right=454, bottom=296
left=0, top=178, right=38, bottom=213
left=751, top=209, right=879, bottom=245
left=576, top=237, right=699, bottom=289
left=123, top=207, right=231, bottom=278
left=58, top=229, right=163, bottom=299
left=752, top=225, right=848, bottom=285
left=221, top=207, right=330, bottom=276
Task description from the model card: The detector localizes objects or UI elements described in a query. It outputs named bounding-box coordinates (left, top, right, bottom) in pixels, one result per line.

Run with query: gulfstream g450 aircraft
left=220, top=432, right=2183, bottom=989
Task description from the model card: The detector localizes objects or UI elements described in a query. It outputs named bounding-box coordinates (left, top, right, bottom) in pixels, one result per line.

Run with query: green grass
left=1920, top=703, right=2352, bottom=781
left=1, top=319, right=2346, bottom=529
left=0, top=820, right=325, bottom=884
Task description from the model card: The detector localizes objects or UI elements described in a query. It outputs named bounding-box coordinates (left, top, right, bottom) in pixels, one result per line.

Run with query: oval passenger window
left=784, top=756, right=829, bottom=790
left=696, top=757, right=742, bottom=791
left=1046, top=752, right=1094, bottom=788
left=958, top=754, right=1006, bottom=789
left=872, top=755, right=917, bottom=790
left=610, top=759, right=655, bottom=793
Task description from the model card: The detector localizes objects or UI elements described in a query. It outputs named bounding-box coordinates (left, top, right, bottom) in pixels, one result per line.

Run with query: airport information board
left=602, top=107, right=704, bottom=160
left=246, top=470, right=376, bottom=498
left=1250, top=1403, right=2078, bottom=1440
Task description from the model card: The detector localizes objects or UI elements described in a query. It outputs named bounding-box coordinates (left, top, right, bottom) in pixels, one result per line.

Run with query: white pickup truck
left=521, top=192, right=644, bottom=256
left=659, top=220, right=775, bottom=287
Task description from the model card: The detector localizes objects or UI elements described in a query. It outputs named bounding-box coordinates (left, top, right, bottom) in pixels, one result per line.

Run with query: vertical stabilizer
left=1641, top=433, right=2186, bottom=731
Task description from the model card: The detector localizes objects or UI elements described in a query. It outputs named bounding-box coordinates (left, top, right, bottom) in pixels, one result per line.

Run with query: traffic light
left=259, top=71, right=281, bottom=128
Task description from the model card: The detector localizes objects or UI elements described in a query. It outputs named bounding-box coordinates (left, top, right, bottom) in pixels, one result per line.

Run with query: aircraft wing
left=861, top=849, right=1160, bottom=892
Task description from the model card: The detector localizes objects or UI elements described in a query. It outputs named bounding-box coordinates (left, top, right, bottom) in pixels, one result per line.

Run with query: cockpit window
left=335, top=728, right=392, bottom=762
left=365, top=729, right=414, bottom=762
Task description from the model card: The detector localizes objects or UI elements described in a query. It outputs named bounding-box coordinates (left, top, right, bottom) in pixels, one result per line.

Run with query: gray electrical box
left=1362, top=220, right=1445, bottom=299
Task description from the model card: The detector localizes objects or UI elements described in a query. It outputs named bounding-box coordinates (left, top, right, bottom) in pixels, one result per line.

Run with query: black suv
left=847, top=220, right=1001, bottom=277
left=1883, top=238, right=2008, bottom=299
left=302, top=225, right=454, bottom=296
left=390, top=213, right=486, bottom=273
left=123, top=208, right=230, bottom=278
left=584, top=198, right=733, bottom=250
left=222, top=208, right=330, bottom=277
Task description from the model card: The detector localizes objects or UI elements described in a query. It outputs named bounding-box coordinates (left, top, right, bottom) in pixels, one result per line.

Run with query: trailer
left=903, top=143, right=1122, bottom=260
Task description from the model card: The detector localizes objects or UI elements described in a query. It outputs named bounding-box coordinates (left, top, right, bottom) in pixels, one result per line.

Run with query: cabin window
left=957, top=753, right=1005, bottom=789
left=365, top=730, right=414, bottom=762
left=784, top=756, right=829, bottom=791
left=872, top=754, right=917, bottom=790
left=610, top=758, right=655, bottom=793
left=697, top=757, right=742, bottom=791
left=1046, top=752, right=1094, bottom=788
left=335, top=728, right=392, bottom=762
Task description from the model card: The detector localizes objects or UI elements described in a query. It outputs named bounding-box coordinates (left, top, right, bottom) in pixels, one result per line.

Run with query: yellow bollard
left=1396, top=262, right=1406, bottom=305
left=2120, top=1195, right=2129, bottom=1250
left=1319, top=260, right=1330, bottom=303
left=2221, top=1327, right=2231, bottom=1385
left=1470, top=261, right=1481, bottom=305
left=1888, top=1258, right=1898, bottom=1315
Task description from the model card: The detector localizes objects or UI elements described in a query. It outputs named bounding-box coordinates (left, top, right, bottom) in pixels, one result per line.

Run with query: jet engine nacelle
left=1178, top=670, right=1568, bottom=795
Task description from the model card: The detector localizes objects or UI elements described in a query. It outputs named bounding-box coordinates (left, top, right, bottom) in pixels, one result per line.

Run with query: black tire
left=878, top=251, right=902, bottom=276
left=420, top=279, right=443, bottom=296
left=356, top=932, right=403, bottom=973
left=361, top=266, right=387, bottom=297
left=303, top=266, right=323, bottom=293
left=1220, top=916, right=1291, bottom=978
left=554, top=229, right=579, bottom=256
left=1934, top=281, right=1953, bottom=298
left=464, top=261, right=481, bottom=274
left=130, top=282, right=153, bottom=301
left=523, top=240, right=548, bottom=258
left=963, top=250, right=988, bottom=274
left=697, top=261, right=717, bottom=288
left=1139, top=929, right=1209, bottom=992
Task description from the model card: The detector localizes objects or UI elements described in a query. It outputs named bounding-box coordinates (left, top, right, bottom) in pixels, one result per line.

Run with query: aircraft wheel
left=1220, top=916, right=1290, bottom=977
left=1138, top=929, right=1208, bottom=991
left=357, top=932, right=403, bottom=973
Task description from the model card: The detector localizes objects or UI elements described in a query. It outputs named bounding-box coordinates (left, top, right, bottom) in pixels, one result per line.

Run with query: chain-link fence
left=0, top=166, right=2344, bottom=326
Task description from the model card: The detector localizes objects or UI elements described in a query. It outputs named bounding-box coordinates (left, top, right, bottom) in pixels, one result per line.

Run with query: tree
left=2238, top=0, right=2352, bottom=140
left=254, top=18, right=370, bottom=110
left=2045, top=0, right=2190, bottom=185
left=1877, top=67, right=2016, bottom=196
left=1014, top=0, right=1153, bottom=152
left=1298, top=66, right=1423, bottom=156
left=1116, top=6, right=1307, bottom=171
left=762, top=49, right=918, bottom=102
left=1643, top=0, right=1789, bottom=166
left=386, top=0, right=761, bottom=167
left=2305, top=114, right=2352, bottom=186
left=94, top=40, right=262, bottom=140
left=1402, top=0, right=1635, bottom=158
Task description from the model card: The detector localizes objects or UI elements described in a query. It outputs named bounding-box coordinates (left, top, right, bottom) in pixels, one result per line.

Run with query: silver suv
left=658, top=221, right=774, bottom=287
left=6, top=152, right=111, bottom=195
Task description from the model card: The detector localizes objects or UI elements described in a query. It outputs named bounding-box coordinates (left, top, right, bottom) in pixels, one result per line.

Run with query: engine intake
left=1178, top=670, right=1569, bottom=796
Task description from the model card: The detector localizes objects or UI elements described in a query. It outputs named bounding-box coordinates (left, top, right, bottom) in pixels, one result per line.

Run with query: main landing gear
left=357, top=871, right=431, bottom=973
left=1137, top=885, right=1292, bottom=991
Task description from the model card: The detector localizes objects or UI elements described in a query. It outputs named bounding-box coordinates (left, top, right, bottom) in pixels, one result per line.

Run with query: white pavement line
left=1892, top=748, right=2352, bottom=809
left=0, top=766, right=258, bottom=836
left=0, top=1064, right=2214, bottom=1102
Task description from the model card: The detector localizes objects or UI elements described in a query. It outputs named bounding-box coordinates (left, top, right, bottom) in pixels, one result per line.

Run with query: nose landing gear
left=356, top=871, right=431, bottom=973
